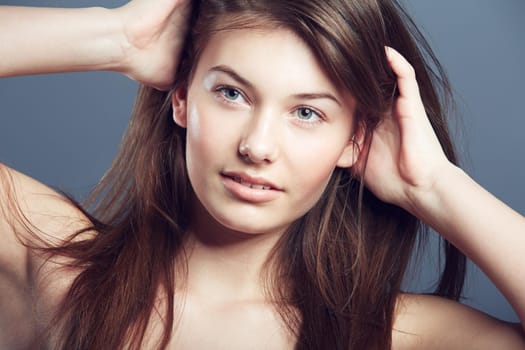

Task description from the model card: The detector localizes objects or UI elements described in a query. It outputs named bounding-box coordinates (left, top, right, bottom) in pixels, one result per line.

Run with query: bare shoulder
left=0, top=162, right=93, bottom=279
left=0, top=163, right=93, bottom=349
left=392, top=293, right=525, bottom=350
left=0, top=163, right=93, bottom=243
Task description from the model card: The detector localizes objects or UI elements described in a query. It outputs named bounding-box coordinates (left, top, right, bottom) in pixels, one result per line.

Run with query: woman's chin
left=223, top=220, right=285, bottom=236
left=210, top=213, right=291, bottom=238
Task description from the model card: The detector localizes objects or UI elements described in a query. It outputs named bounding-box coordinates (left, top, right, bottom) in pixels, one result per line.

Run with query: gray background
left=0, top=1, right=523, bottom=322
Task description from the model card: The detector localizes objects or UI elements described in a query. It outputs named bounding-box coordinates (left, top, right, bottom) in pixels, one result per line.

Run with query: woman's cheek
left=290, top=141, right=339, bottom=201
left=187, top=104, right=201, bottom=140
left=186, top=102, right=235, bottom=162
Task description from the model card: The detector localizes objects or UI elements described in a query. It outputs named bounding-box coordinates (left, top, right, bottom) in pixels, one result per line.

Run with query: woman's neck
left=182, top=199, right=285, bottom=303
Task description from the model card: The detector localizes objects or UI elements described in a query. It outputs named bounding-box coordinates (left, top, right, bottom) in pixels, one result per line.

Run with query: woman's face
left=173, top=27, right=358, bottom=236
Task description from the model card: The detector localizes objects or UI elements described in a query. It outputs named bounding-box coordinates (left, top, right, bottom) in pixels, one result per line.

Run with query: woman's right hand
left=0, top=1, right=191, bottom=89
left=115, top=0, right=192, bottom=90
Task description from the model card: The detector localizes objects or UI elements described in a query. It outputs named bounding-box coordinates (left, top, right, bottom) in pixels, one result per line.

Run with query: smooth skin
left=0, top=1, right=524, bottom=349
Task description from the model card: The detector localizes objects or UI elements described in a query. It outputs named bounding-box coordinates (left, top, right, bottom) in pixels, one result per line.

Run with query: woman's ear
left=172, top=86, right=188, bottom=128
left=336, top=123, right=365, bottom=168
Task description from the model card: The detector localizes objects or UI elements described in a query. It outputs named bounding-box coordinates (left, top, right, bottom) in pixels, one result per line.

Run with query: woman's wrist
left=73, top=6, right=129, bottom=73
left=404, top=162, right=465, bottom=226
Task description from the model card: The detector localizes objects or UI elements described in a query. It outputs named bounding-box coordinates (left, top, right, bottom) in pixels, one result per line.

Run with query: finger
left=385, top=46, right=422, bottom=102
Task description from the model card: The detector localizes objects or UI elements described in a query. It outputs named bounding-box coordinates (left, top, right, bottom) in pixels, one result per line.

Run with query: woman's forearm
left=0, top=6, right=126, bottom=77
left=412, top=165, right=525, bottom=325
left=0, top=1, right=191, bottom=89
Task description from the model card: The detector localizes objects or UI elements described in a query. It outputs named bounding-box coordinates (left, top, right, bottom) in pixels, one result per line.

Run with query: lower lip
left=221, top=175, right=282, bottom=203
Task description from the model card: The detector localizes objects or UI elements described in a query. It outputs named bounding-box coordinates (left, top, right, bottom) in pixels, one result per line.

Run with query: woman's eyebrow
left=209, top=65, right=254, bottom=89
left=291, top=92, right=341, bottom=107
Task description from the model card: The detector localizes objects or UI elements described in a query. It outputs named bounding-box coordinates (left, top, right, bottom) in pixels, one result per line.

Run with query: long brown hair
left=21, top=0, right=466, bottom=349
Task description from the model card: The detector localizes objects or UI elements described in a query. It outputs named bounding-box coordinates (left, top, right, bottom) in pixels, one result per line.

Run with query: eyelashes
left=294, top=107, right=323, bottom=125
left=213, top=85, right=326, bottom=126
left=215, top=86, right=248, bottom=105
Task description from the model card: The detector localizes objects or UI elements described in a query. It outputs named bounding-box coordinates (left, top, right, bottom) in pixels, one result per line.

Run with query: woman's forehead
left=191, top=27, right=354, bottom=106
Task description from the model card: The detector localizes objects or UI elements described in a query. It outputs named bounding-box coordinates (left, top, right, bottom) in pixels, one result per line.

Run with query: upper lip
left=221, top=171, right=283, bottom=191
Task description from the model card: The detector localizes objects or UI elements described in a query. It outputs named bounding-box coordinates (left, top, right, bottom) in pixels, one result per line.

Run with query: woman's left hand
left=355, top=47, right=454, bottom=214
left=356, top=50, right=525, bottom=337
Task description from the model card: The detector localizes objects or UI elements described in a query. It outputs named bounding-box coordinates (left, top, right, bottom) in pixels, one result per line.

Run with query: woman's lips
left=230, top=176, right=272, bottom=190
left=220, top=172, right=283, bottom=203
left=221, top=171, right=282, bottom=191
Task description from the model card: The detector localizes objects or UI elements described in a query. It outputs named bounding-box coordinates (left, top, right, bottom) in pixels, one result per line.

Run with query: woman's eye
left=217, top=87, right=246, bottom=104
left=295, top=107, right=322, bottom=123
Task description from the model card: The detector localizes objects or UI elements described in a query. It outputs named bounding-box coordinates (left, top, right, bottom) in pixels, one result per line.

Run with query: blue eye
left=296, top=107, right=321, bottom=122
left=218, top=87, right=244, bottom=102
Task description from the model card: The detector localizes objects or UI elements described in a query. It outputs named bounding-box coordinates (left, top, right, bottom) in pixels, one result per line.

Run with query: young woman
left=0, top=0, right=524, bottom=349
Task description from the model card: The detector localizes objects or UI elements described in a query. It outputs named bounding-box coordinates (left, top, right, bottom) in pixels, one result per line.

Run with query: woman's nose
left=238, top=110, right=280, bottom=164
